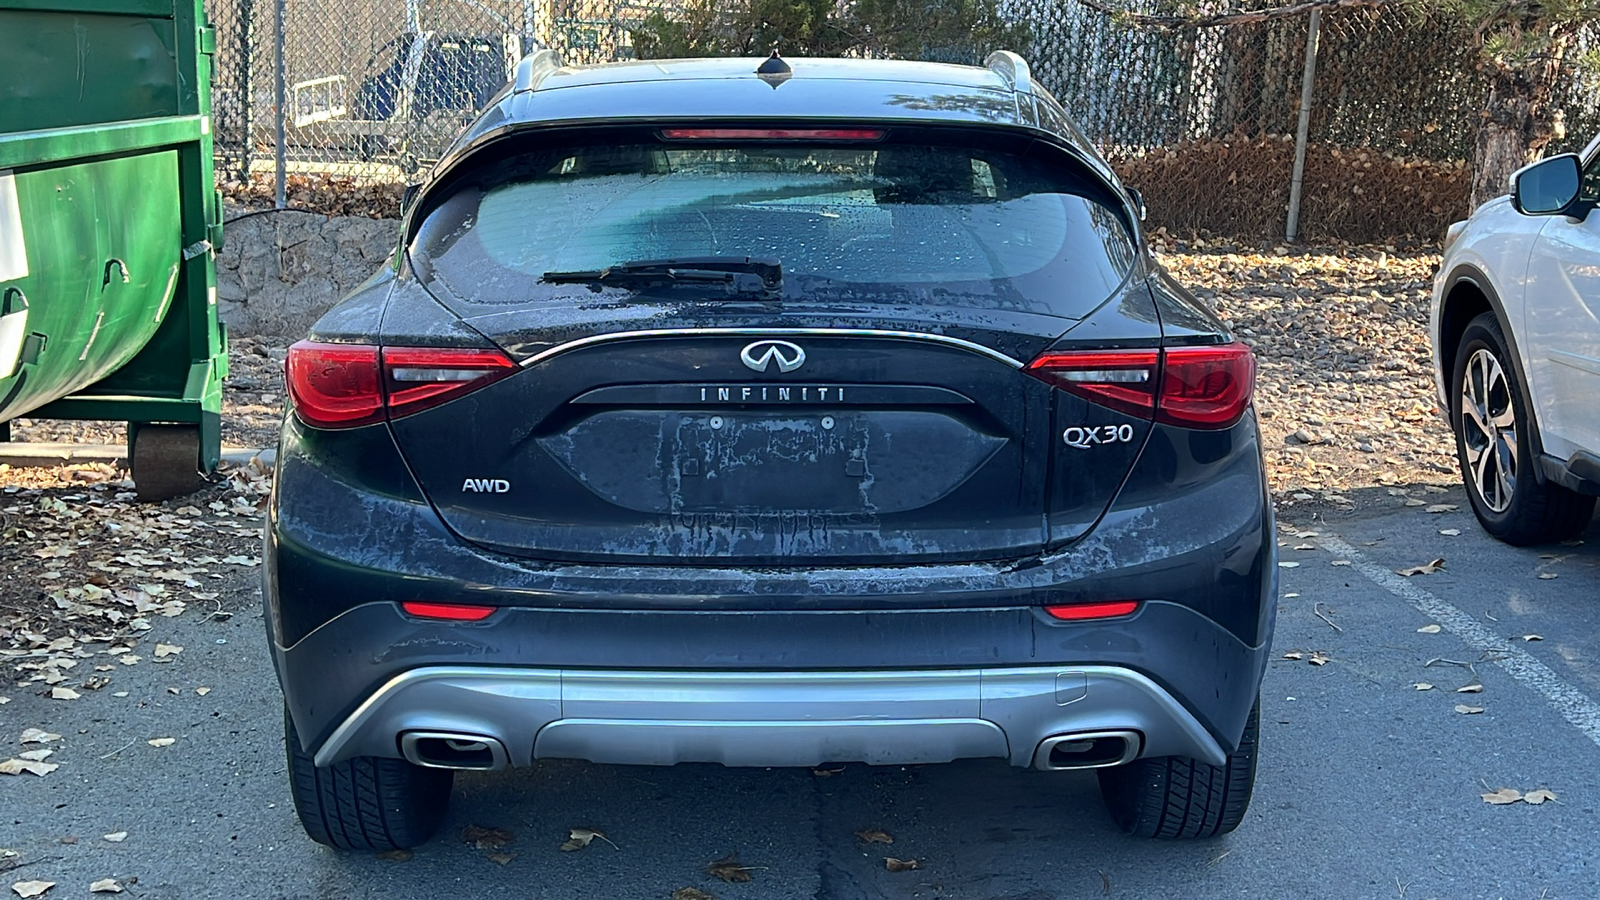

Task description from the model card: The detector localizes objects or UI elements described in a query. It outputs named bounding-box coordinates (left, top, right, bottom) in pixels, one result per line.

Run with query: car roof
left=432, top=52, right=1104, bottom=169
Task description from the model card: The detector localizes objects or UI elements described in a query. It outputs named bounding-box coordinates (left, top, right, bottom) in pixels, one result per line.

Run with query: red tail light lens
left=1043, top=600, right=1141, bottom=621
left=660, top=128, right=885, bottom=141
left=286, top=341, right=516, bottom=429
left=400, top=601, right=496, bottom=621
left=1158, top=344, right=1257, bottom=429
left=285, top=343, right=384, bottom=428
left=1024, top=342, right=1255, bottom=430
left=1024, top=349, right=1160, bottom=420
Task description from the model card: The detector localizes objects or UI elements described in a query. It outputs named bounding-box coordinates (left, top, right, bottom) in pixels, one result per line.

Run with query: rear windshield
left=411, top=138, right=1138, bottom=313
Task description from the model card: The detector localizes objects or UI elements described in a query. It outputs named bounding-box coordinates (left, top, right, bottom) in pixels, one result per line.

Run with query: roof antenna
left=756, top=50, right=792, bottom=89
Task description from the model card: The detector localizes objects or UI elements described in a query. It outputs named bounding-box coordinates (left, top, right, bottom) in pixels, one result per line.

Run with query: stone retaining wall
left=216, top=209, right=400, bottom=339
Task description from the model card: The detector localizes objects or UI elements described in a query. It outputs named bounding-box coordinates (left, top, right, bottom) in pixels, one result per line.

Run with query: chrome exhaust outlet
left=399, top=731, right=510, bottom=771
left=1033, top=730, right=1142, bottom=771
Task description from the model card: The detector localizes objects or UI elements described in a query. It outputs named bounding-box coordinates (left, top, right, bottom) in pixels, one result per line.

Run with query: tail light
left=1024, top=342, right=1255, bottom=429
left=659, top=128, right=885, bottom=140
left=1043, top=600, right=1141, bottom=621
left=287, top=341, right=516, bottom=429
left=400, top=601, right=496, bottom=621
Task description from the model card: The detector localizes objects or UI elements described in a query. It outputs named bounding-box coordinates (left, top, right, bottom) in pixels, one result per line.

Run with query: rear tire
left=284, top=708, right=453, bottom=851
left=1097, top=701, right=1258, bottom=839
left=130, top=424, right=206, bottom=502
left=1452, top=313, right=1594, bottom=545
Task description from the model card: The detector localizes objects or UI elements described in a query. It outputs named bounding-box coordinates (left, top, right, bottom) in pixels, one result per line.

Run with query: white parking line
left=1318, top=534, right=1600, bottom=750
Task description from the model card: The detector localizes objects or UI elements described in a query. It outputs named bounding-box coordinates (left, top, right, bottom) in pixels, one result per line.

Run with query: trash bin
left=0, top=0, right=228, bottom=500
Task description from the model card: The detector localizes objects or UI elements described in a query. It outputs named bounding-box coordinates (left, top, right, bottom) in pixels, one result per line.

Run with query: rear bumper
left=313, top=663, right=1226, bottom=769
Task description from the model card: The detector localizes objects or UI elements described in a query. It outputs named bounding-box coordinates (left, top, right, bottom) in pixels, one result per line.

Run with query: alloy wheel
left=1460, top=347, right=1518, bottom=513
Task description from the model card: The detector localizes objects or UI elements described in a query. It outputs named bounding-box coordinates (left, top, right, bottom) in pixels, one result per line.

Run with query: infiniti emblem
left=740, top=339, right=806, bottom=373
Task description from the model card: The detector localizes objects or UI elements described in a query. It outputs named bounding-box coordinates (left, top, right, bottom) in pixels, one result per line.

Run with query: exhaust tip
left=1033, top=730, right=1141, bottom=771
left=400, top=731, right=510, bottom=771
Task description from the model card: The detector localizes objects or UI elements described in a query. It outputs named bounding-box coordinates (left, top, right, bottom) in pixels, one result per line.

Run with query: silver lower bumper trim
left=311, top=665, right=1226, bottom=769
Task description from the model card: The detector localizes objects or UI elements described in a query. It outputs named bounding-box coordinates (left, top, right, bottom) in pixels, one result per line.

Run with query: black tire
left=284, top=708, right=453, bottom=851
left=1452, top=313, right=1595, bottom=545
left=1097, top=701, right=1258, bottom=839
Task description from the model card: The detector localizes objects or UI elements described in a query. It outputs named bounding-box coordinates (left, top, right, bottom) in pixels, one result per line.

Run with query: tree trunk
left=1469, top=32, right=1574, bottom=211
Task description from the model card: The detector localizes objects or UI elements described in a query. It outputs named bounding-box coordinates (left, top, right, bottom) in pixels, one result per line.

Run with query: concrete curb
left=0, top=443, right=274, bottom=469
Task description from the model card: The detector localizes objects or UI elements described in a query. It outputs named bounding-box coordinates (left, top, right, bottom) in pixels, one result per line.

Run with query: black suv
left=267, top=50, right=1275, bottom=850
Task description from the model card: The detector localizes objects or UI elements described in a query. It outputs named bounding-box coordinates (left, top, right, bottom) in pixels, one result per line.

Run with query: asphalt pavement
left=4, top=483, right=1600, bottom=900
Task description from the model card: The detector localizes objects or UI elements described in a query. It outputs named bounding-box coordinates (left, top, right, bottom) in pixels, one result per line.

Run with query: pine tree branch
left=1074, top=0, right=1400, bottom=29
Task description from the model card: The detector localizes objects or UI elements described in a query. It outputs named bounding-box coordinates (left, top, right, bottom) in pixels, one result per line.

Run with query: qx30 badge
left=740, top=339, right=806, bottom=373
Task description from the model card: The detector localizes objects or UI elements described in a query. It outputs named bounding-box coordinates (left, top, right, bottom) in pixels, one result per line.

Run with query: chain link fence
left=205, top=0, right=1600, bottom=240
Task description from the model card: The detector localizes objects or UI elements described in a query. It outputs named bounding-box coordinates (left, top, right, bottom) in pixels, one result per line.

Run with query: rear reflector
left=1024, top=342, right=1255, bottom=429
left=659, top=128, right=885, bottom=141
left=400, top=601, right=496, bottom=621
left=1043, top=600, right=1141, bottom=621
left=286, top=341, right=516, bottom=429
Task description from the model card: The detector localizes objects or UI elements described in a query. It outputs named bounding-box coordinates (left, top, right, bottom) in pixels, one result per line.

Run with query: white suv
left=1431, top=137, right=1600, bottom=544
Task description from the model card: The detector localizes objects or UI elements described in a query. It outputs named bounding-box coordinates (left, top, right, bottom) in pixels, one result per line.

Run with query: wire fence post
left=1285, top=8, right=1321, bottom=243
left=272, top=0, right=287, bottom=209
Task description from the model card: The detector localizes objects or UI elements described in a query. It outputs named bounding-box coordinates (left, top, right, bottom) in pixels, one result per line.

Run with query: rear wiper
left=541, top=256, right=782, bottom=297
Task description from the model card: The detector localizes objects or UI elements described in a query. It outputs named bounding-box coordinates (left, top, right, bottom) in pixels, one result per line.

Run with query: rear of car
left=266, top=52, right=1274, bottom=850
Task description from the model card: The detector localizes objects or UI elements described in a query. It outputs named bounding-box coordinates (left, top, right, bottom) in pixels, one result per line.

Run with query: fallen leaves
left=1522, top=634, right=1544, bottom=642
left=48, top=687, right=79, bottom=701
left=1454, top=705, right=1484, bottom=715
left=1414, top=683, right=1433, bottom=691
left=558, top=828, right=614, bottom=852
left=884, top=858, right=921, bottom=872
left=10, top=882, right=53, bottom=899
left=706, top=855, right=757, bottom=883
left=672, top=890, right=717, bottom=900
left=1456, top=683, right=1483, bottom=694
left=375, top=849, right=412, bottom=862
left=461, top=826, right=513, bottom=851
left=1417, top=624, right=1442, bottom=633
left=1397, top=559, right=1445, bottom=577
left=0, top=759, right=58, bottom=776
left=1481, top=787, right=1556, bottom=805
left=153, top=643, right=182, bottom=658
left=20, top=729, right=61, bottom=744
left=854, top=829, right=893, bottom=844
left=1425, top=504, right=1458, bottom=514
left=88, top=880, right=122, bottom=894
left=145, top=738, right=175, bottom=748
left=102, top=832, right=126, bottom=843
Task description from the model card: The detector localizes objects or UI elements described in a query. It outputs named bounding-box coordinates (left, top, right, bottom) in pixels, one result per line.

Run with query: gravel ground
left=0, top=245, right=1458, bottom=662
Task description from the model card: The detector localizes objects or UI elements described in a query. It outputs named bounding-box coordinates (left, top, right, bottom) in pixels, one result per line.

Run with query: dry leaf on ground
left=1482, top=788, right=1522, bottom=804
left=17, top=750, right=51, bottom=762
left=1282, top=651, right=1304, bottom=660
left=1455, top=705, right=1484, bottom=715
left=1538, top=573, right=1559, bottom=580
left=153, top=644, right=182, bottom=658
left=375, top=849, right=412, bottom=862
left=854, top=830, right=893, bottom=844
left=1439, top=529, right=1462, bottom=536
left=101, top=832, right=126, bottom=843
left=1522, top=635, right=1544, bottom=642
left=1308, top=651, right=1330, bottom=666
left=1277, top=561, right=1300, bottom=569
left=1417, top=624, right=1442, bottom=633
left=672, top=889, right=716, bottom=900
left=49, top=688, right=79, bottom=701
left=487, top=852, right=515, bottom=865
left=1456, top=683, right=1483, bottom=694
left=885, top=858, right=921, bottom=873
left=461, top=825, right=513, bottom=850
left=88, top=880, right=122, bottom=893
left=0, top=759, right=59, bottom=776
left=706, top=855, right=756, bottom=883
left=1524, top=789, right=1558, bottom=804
left=1415, top=683, right=1434, bottom=691
left=1397, top=559, right=1445, bottom=576
left=558, top=828, right=614, bottom=851
left=1425, top=504, right=1457, bottom=514
left=145, top=738, right=174, bottom=748
left=11, top=882, right=54, bottom=899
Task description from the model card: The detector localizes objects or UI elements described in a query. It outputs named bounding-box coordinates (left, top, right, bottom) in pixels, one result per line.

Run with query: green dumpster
left=0, top=0, right=227, bottom=499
